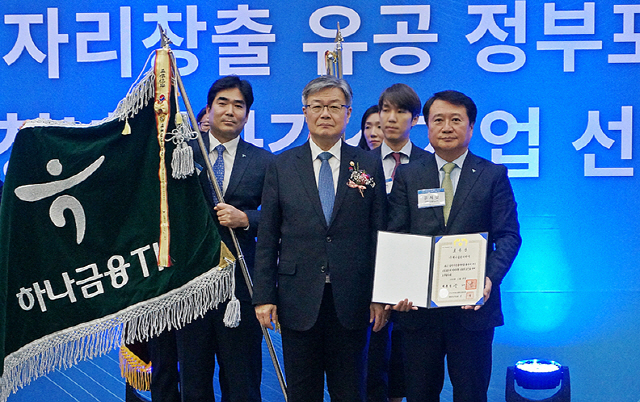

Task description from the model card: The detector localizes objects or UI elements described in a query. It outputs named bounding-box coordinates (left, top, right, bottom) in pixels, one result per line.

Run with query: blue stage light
left=506, top=359, right=571, bottom=402
left=515, top=359, right=562, bottom=389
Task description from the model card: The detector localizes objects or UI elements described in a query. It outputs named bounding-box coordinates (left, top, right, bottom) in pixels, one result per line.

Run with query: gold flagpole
left=159, top=27, right=288, bottom=401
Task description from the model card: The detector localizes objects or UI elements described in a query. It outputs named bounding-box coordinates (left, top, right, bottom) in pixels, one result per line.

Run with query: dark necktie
left=391, top=152, right=402, bottom=179
left=318, top=152, right=334, bottom=225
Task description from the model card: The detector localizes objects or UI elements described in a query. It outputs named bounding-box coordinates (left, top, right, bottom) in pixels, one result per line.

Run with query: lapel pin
left=472, top=168, right=476, bottom=173
left=242, top=154, right=246, bottom=158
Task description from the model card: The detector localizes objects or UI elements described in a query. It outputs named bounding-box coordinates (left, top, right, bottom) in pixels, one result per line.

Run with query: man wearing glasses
left=253, top=76, right=388, bottom=402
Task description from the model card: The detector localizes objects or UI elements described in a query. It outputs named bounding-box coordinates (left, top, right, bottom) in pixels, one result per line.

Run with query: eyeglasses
left=304, top=103, right=349, bottom=115
left=198, top=121, right=210, bottom=131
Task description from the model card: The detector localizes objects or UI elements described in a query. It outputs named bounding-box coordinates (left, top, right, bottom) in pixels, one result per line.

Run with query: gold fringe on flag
left=119, top=345, right=152, bottom=392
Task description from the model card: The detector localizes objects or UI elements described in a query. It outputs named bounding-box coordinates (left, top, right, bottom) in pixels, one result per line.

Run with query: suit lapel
left=194, top=132, right=211, bottom=169
left=409, top=142, right=420, bottom=160
left=294, top=142, right=328, bottom=227
left=448, top=152, right=483, bottom=227
left=225, top=138, right=250, bottom=197
left=421, top=155, right=446, bottom=231
left=331, top=143, right=356, bottom=223
left=192, top=133, right=218, bottom=204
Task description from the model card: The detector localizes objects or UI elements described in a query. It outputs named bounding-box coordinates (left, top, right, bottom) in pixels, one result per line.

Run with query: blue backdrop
left=1, top=1, right=639, bottom=400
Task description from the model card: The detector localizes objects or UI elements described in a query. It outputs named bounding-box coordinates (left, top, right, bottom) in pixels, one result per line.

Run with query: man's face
left=207, top=87, right=249, bottom=143
left=427, top=99, right=473, bottom=161
left=303, top=87, right=351, bottom=144
left=379, top=101, right=418, bottom=146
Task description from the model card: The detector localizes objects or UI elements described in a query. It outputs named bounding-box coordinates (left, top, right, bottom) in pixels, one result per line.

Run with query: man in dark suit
left=388, top=90, right=521, bottom=402
left=174, top=75, right=273, bottom=402
left=253, top=76, right=388, bottom=402
left=368, top=83, right=429, bottom=402
left=374, top=83, right=429, bottom=194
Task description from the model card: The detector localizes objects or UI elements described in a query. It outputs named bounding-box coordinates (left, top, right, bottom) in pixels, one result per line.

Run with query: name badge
left=417, top=188, right=445, bottom=208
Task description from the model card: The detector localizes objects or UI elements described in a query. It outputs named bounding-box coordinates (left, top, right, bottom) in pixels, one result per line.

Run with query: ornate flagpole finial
left=159, top=24, right=172, bottom=49
left=324, top=22, right=344, bottom=79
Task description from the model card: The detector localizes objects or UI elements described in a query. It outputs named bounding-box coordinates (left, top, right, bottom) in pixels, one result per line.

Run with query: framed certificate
left=430, top=232, right=487, bottom=307
left=372, top=231, right=488, bottom=308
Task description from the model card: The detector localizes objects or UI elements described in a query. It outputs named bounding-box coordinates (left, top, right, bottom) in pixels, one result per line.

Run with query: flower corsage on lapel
left=347, top=161, right=375, bottom=197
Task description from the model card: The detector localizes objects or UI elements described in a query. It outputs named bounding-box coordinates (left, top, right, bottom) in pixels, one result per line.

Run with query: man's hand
left=386, top=298, right=419, bottom=312
left=461, top=277, right=492, bottom=311
left=370, top=302, right=390, bottom=332
left=255, top=303, right=278, bottom=330
left=215, top=203, right=249, bottom=229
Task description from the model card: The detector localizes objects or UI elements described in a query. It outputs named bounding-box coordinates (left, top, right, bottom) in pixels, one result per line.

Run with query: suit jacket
left=387, top=151, right=521, bottom=331
left=190, top=135, right=274, bottom=302
left=252, top=141, right=387, bottom=331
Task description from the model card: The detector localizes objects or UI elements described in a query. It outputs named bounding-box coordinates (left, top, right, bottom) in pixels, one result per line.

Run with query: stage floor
left=5, top=328, right=493, bottom=402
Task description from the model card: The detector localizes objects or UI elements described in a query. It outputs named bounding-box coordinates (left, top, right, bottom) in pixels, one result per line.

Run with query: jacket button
left=326, top=236, right=332, bottom=242
left=320, top=265, right=326, bottom=273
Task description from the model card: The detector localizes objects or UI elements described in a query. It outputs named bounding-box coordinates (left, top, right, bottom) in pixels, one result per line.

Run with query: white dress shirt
left=309, top=138, right=341, bottom=194
left=208, top=133, right=240, bottom=196
left=435, top=150, right=468, bottom=196
left=380, top=141, right=412, bottom=194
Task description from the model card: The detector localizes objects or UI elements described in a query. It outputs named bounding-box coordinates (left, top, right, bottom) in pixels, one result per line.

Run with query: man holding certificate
left=387, top=90, right=521, bottom=402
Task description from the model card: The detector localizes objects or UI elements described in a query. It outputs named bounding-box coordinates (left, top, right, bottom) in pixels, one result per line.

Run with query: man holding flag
left=176, top=75, right=273, bottom=402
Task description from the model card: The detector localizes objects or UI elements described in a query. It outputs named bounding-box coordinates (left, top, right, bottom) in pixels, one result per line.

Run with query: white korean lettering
left=143, top=5, right=183, bottom=47
left=481, top=108, right=540, bottom=177
left=609, top=5, right=640, bottom=64
left=75, top=263, right=105, bottom=299
left=105, top=255, right=130, bottom=289
left=47, top=8, right=69, bottom=79
left=303, top=6, right=367, bottom=76
left=212, top=5, right=275, bottom=75
left=76, top=13, right=117, bottom=62
left=3, top=14, right=46, bottom=65
left=268, top=115, right=305, bottom=153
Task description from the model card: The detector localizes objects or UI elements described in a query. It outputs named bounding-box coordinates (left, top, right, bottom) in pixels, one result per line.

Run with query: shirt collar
left=209, top=133, right=240, bottom=158
left=381, top=140, right=412, bottom=159
left=435, top=149, right=468, bottom=171
left=309, top=138, right=342, bottom=162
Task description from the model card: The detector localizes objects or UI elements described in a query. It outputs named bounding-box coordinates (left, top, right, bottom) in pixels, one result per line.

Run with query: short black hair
left=358, top=105, right=380, bottom=150
left=196, top=107, right=207, bottom=122
left=378, top=83, right=421, bottom=119
left=207, top=76, right=254, bottom=115
left=422, top=90, right=477, bottom=126
left=360, top=105, right=380, bottom=135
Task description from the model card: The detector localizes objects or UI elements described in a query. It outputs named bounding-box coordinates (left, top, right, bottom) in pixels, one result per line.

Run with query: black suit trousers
left=401, top=314, right=494, bottom=402
left=147, top=329, right=180, bottom=402
left=281, top=284, right=368, bottom=402
left=175, top=300, right=263, bottom=402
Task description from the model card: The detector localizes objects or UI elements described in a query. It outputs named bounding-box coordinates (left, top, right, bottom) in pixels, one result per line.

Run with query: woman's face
left=363, top=113, right=383, bottom=149
left=198, top=112, right=210, bottom=133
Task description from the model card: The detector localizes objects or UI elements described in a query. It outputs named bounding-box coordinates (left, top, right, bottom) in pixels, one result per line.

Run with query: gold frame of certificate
left=372, top=231, right=488, bottom=308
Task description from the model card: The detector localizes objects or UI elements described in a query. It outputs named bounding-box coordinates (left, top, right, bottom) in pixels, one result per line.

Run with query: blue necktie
left=318, top=152, right=335, bottom=225
left=212, top=144, right=226, bottom=204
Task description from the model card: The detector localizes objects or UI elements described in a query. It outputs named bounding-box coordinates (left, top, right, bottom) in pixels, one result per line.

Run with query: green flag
left=0, top=69, right=234, bottom=400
